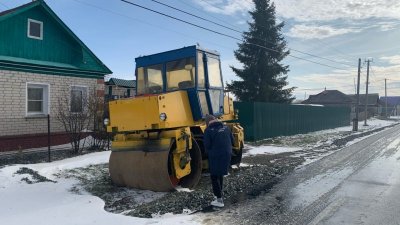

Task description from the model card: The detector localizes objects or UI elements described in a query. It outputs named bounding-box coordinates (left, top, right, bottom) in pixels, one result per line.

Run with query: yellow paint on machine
left=107, top=91, right=195, bottom=132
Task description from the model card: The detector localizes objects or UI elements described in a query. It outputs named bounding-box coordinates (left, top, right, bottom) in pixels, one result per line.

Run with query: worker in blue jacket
left=204, top=114, right=234, bottom=207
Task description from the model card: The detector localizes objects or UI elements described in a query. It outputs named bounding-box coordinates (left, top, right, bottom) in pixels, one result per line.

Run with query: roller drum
left=109, top=138, right=202, bottom=192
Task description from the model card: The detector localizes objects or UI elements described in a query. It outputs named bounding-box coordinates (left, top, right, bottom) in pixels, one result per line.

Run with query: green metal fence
left=234, top=102, right=351, bottom=141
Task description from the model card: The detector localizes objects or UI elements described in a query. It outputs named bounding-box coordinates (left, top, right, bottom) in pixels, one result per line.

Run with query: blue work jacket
left=204, top=121, right=234, bottom=176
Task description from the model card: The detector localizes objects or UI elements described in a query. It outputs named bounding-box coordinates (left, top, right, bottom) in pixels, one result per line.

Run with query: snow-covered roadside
left=243, top=146, right=302, bottom=156
left=0, top=152, right=200, bottom=225
left=243, top=117, right=399, bottom=163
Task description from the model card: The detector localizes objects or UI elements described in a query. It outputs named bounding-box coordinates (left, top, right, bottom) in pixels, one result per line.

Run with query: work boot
left=211, top=198, right=224, bottom=207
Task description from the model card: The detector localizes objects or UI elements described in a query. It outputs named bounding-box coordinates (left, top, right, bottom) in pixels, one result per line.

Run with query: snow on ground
left=291, top=167, right=355, bottom=208
left=0, top=151, right=200, bottom=225
left=0, top=117, right=398, bottom=225
left=337, top=117, right=397, bottom=132
left=244, top=117, right=399, bottom=159
left=243, top=146, right=302, bottom=157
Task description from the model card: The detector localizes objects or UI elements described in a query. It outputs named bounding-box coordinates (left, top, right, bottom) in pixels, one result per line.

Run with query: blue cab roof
left=135, top=45, right=220, bottom=68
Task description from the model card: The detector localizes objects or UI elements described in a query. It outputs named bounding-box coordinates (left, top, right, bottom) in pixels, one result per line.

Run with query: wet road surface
left=202, top=124, right=400, bottom=225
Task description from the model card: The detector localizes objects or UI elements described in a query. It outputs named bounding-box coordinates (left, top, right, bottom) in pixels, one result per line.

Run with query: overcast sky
left=1, top=0, right=400, bottom=100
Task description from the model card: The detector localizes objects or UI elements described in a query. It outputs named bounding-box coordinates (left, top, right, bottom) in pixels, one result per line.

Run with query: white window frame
left=27, top=18, right=43, bottom=40
left=70, top=85, right=88, bottom=113
left=26, top=82, right=50, bottom=117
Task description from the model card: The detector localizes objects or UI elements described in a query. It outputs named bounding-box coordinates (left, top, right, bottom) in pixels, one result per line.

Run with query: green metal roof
left=107, top=78, right=136, bottom=88
left=0, top=0, right=112, bottom=78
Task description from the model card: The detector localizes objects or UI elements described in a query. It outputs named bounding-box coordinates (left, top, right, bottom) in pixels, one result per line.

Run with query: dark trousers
left=211, top=175, right=224, bottom=198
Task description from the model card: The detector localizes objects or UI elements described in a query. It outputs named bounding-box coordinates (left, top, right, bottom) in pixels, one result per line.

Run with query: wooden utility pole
left=385, top=78, right=388, bottom=118
left=353, top=58, right=361, bottom=131
left=364, top=59, right=372, bottom=126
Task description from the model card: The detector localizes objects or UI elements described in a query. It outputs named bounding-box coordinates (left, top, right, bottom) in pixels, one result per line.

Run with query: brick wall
left=0, top=69, right=104, bottom=150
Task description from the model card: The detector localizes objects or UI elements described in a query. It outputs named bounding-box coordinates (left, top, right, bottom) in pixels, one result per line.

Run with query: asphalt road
left=203, top=124, right=400, bottom=225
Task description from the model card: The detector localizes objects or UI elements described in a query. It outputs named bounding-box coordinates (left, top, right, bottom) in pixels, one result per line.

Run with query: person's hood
left=208, top=120, right=223, bottom=128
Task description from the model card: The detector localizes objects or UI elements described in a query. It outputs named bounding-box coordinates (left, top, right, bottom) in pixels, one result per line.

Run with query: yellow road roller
left=105, top=46, right=244, bottom=192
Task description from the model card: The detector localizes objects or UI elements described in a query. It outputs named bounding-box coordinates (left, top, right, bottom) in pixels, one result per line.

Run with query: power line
left=295, top=84, right=356, bottom=92
left=148, top=0, right=242, bottom=34
left=67, top=0, right=237, bottom=54
left=199, top=0, right=251, bottom=15
left=176, top=0, right=244, bottom=31
left=120, top=0, right=351, bottom=71
left=203, top=0, right=399, bottom=63
left=120, top=0, right=240, bottom=40
left=138, top=0, right=354, bottom=68
left=283, top=20, right=356, bottom=62
left=289, top=48, right=354, bottom=67
left=64, top=0, right=356, bottom=71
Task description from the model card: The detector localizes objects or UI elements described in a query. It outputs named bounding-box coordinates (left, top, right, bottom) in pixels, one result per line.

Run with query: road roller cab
left=106, top=46, right=244, bottom=192
left=135, top=45, right=230, bottom=121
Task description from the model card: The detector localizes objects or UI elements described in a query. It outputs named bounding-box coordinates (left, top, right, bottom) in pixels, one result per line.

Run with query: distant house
left=379, top=96, right=400, bottom=116
left=0, top=0, right=112, bottom=151
left=302, top=90, right=353, bottom=107
left=105, top=78, right=136, bottom=100
left=302, top=90, right=381, bottom=120
left=348, top=93, right=380, bottom=116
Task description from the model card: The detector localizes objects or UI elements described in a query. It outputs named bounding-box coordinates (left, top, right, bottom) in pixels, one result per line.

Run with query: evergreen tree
left=226, top=0, right=295, bottom=103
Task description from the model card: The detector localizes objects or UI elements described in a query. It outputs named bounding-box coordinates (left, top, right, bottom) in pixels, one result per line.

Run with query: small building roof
left=0, top=0, right=112, bottom=78
left=302, top=90, right=353, bottom=105
left=0, top=1, right=33, bottom=17
left=379, top=96, right=400, bottom=106
left=107, top=78, right=136, bottom=88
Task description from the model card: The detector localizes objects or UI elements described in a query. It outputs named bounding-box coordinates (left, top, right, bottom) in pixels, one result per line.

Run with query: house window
left=26, top=83, right=49, bottom=116
left=27, top=19, right=43, bottom=40
left=70, top=86, right=88, bottom=113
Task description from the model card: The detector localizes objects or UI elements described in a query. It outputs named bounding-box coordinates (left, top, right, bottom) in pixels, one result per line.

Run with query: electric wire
left=120, top=0, right=240, bottom=40
left=161, top=0, right=355, bottom=67
left=176, top=0, right=244, bottom=31
left=148, top=0, right=242, bottom=34
left=68, top=0, right=238, bottom=57
left=120, top=0, right=351, bottom=70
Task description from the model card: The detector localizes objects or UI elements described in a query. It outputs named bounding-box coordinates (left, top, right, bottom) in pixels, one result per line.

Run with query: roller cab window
left=207, top=56, right=223, bottom=88
left=166, top=57, right=195, bottom=91
left=136, top=64, right=163, bottom=95
left=197, top=52, right=206, bottom=88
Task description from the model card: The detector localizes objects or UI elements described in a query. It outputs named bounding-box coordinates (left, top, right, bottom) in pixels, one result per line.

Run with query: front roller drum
left=109, top=139, right=202, bottom=192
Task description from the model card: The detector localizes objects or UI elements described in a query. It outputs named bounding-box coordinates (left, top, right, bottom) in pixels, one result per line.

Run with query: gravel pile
left=62, top=152, right=305, bottom=218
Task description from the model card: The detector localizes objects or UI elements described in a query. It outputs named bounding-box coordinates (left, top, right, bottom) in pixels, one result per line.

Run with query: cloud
left=375, top=21, right=397, bottom=31
left=194, top=0, right=253, bottom=16
left=193, top=0, right=399, bottom=36
left=274, top=0, right=400, bottom=22
left=286, top=24, right=361, bottom=39
left=380, top=55, right=400, bottom=65
left=194, top=0, right=400, bottom=22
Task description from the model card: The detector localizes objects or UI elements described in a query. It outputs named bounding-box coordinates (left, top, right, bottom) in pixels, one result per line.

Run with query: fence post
left=47, top=114, right=51, bottom=162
